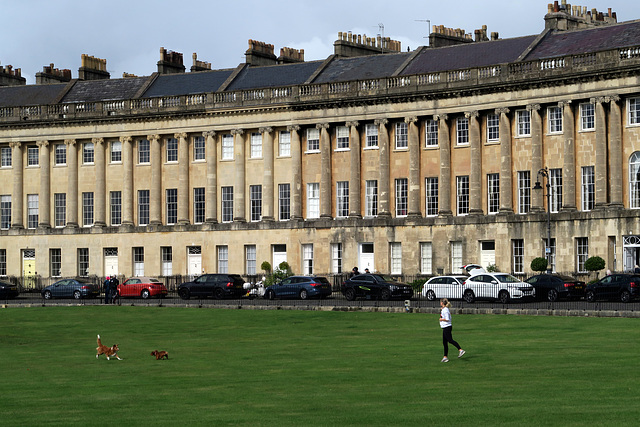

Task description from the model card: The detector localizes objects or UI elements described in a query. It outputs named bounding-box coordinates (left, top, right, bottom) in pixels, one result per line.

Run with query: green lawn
left=0, top=306, right=638, bottom=426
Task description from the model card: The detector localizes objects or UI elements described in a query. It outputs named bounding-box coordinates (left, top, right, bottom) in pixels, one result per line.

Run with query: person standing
left=103, top=276, right=111, bottom=304
left=439, top=298, right=465, bottom=362
left=109, top=275, right=120, bottom=304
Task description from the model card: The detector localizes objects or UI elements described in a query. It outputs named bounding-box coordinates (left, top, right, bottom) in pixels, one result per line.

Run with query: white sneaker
left=441, top=357, right=449, bottom=363
left=458, top=349, right=466, bottom=358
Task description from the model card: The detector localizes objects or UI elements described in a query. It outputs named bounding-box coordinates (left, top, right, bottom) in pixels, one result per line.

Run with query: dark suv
left=178, top=274, right=245, bottom=300
left=341, top=274, right=413, bottom=301
left=585, top=273, right=640, bottom=303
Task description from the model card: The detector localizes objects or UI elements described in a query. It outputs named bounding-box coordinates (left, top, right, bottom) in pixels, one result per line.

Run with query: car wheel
left=213, top=288, right=225, bottom=299
left=547, top=289, right=558, bottom=302
left=141, top=289, right=150, bottom=299
left=73, top=290, right=82, bottom=300
left=299, top=289, right=308, bottom=300
left=43, top=290, right=52, bottom=300
left=426, top=290, right=436, bottom=301
left=621, top=290, right=631, bottom=303
left=380, top=289, right=391, bottom=301
left=585, top=290, right=595, bottom=302
left=178, top=288, right=190, bottom=300
left=265, top=290, right=276, bottom=300
left=344, top=288, right=356, bottom=301
left=463, top=290, right=475, bottom=303
left=498, top=291, right=509, bottom=304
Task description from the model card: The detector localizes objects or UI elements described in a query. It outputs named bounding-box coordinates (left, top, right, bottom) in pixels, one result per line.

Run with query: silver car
left=421, top=275, right=468, bottom=301
left=461, top=273, right=535, bottom=303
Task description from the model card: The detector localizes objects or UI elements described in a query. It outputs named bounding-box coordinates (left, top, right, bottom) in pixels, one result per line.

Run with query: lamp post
left=533, top=168, right=552, bottom=273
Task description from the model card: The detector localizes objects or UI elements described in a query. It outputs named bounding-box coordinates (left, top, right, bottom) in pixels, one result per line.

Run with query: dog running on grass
left=96, top=334, right=122, bottom=360
left=151, top=350, right=169, bottom=360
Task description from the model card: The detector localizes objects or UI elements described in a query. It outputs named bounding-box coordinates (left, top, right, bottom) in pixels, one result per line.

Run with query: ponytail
left=440, top=298, right=451, bottom=308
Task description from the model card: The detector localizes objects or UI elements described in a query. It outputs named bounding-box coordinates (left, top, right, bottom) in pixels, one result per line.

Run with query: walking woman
left=439, top=298, right=465, bottom=362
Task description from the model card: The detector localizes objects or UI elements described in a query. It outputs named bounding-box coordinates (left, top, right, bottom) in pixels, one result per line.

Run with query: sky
left=2, top=0, right=639, bottom=84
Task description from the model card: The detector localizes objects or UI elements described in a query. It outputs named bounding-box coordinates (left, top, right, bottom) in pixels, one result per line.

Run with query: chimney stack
left=157, top=47, right=186, bottom=74
left=78, top=54, right=110, bottom=80
left=36, top=63, right=72, bottom=84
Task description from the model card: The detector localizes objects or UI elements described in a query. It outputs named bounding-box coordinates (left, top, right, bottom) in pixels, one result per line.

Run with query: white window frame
left=630, top=152, right=640, bottom=209
left=426, top=119, right=438, bottom=147
left=487, top=173, right=499, bottom=214
left=365, top=180, right=378, bottom=217
left=166, top=188, right=178, bottom=225
left=222, top=134, right=234, bottom=160
left=27, top=145, right=39, bottom=166
left=111, top=141, right=122, bottom=163
left=456, top=176, right=469, bottom=216
left=0, top=195, right=10, bottom=230
left=279, top=131, right=291, bottom=157
left=133, top=247, right=145, bottom=276
left=516, top=110, right=531, bottom=137
left=54, top=143, right=66, bottom=166
left=221, top=186, right=233, bottom=222
left=302, top=244, right=314, bottom=275
left=217, top=245, right=229, bottom=274
left=306, top=128, right=320, bottom=152
left=580, top=103, right=595, bottom=131
left=336, top=126, right=349, bottom=149
left=193, top=136, right=205, bottom=161
left=83, top=142, right=94, bottom=164
left=162, top=247, right=173, bottom=276
left=82, top=192, right=94, bottom=227
left=77, top=248, right=89, bottom=277
left=27, top=194, right=39, bottom=229
left=50, top=248, right=62, bottom=277
left=138, top=139, right=150, bottom=164
left=110, top=191, right=121, bottom=226
left=365, top=123, right=378, bottom=148
left=420, top=242, right=433, bottom=275
left=512, top=239, right=524, bottom=274
left=629, top=98, right=640, bottom=126
left=576, top=237, right=589, bottom=273
left=138, top=190, right=149, bottom=226
left=517, top=171, right=531, bottom=214
left=166, top=138, right=178, bottom=163
left=395, top=122, right=408, bottom=149
left=451, top=241, right=462, bottom=274
left=250, top=132, right=262, bottom=158
left=336, top=181, right=349, bottom=218
left=426, top=177, right=438, bottom=216
left=250, top=185, right=262, bottom=221
left=307, top=183, right=319, bottom=219
left=390, top=242, right=402, bottom=275
left=194, top=187, right=205, bottom=224
left=246, top=245, right=257, bottom=276
left=0, top=147, right=11, bottom=168
left=547, top=106, right=563, bottom=134
left=487, top=114, right=499, bottom=142
left=456, top=117, right=469, bottom=145
left=331, top=243, right=342, bottom=274
left=550, top=168, right=562, bottom=213
left=279, top=183, right=290, bottom=221
left=581, top=166, right=595, bottom=211
left=395, top=178, right=408, bottom=217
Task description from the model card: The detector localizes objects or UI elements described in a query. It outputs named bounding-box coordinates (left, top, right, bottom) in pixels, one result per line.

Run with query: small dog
left=96, top=334, right=122, bottom=360
left=151, top=350, right=169, bottom=360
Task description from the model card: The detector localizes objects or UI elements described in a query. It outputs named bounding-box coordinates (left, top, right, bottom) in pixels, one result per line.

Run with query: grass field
left=1, top=306, right=639, bottom=426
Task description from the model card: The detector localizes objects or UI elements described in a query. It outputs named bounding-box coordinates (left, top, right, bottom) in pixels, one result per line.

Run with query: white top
left=440, top=307, right=452, bottom=328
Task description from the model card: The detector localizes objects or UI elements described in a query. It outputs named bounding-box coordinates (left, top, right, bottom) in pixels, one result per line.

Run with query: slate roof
left=0, top=83, right=67, bottom=107
left=312, top=52, right=412, bottom=83
left=143, top=69, right=234, bottom=97
left=61, top=77, right=149, bottom=103
left=524, top=19, right=640, bottom=60
left=226, top=61, right=324, bottom=91
left=401, top=35, right=538, bottom=75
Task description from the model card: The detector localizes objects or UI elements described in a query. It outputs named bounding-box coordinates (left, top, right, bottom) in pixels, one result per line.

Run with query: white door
left=480, top=241, right=496, bottom=269
left=188, top=253, right=202, bottom=275
left=272, top=244, right=287, bottom=270
left=358, top=243, right=374, bottom=272
left=104, top=248, right=118, bottom=277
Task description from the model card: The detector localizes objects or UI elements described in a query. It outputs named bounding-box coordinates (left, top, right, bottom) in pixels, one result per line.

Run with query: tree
left=584, top=256, right=606, bottom=275
left=263, top=261, right=293, bottom=287
left=531, top=257, right=548, bottom=272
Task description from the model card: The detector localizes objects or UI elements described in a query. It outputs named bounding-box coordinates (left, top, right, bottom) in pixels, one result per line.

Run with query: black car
left=341, top=274, right=413, bottom=301
left=0, top=280, right=20, bottom=299
left=585, top=273, right=640, bottom=303
left=525, top=274, right=585, bottom=302
left=264, top=275, right=332, bottom=300
left=178, top=274, right=245, bottom=300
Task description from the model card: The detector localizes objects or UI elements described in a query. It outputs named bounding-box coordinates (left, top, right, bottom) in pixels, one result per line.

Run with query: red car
left=117, top=277, right=168, bottom=299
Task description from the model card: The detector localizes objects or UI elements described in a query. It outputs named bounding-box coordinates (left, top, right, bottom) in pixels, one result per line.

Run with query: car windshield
left=495, top=274, right=521, bottom=283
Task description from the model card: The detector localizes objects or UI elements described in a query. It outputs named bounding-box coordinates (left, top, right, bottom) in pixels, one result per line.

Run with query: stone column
left=203, top=131, right=218, bottom=223
left=593, top=98, right=608, bottom=209
left=10, top=142, right=23, bottom=229
left=560, top=101, right=577, bottom=211
left=407, top=117, right=421, bottom=217
left=232, top=129, right=246, bottom=222
left=289, top=125, right=303, bottom=220
left=65, top=139, right=78, bottom=228
left=376, top=118, right=391, bottom=217
left=608, top=95, right=623, bottom=208
left=149, top=134, right=162, bottom=225
left=528, top=104, right=543, bottom=212
left=467, top=111, right=482, bottom=215
left=93, top=137, right=106, bottom=227
left=176, top=132, right=190, bottom=225
left=37, top=140, right=51, bottom=228
left=261, top=127, right=275, bottom=221
left=436, top=114, right=452, bottom=216
left=497, top=108, right=513, bottom=214
left=348, top=121, right=361, bottom=218
left=121, top=136, right=134, bottom=226
left=318, top=123, right=332, bottom=219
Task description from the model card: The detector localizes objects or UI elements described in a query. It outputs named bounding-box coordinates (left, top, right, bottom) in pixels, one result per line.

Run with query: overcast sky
left=2, top=0, right=639, bottom=84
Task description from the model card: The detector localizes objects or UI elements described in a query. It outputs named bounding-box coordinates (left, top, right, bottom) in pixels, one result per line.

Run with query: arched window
left=630, top=152, right=640, bottom=208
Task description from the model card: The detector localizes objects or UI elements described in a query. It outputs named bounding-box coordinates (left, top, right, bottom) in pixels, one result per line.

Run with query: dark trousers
left=104, top=289, right=110, bottom=304
left=442, top=326, right=461, bottom=357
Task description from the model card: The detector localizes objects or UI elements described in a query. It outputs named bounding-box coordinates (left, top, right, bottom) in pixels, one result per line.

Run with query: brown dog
left=96, top=334, right=122, bottom=360
left=151, top=350, right=169, bottom=360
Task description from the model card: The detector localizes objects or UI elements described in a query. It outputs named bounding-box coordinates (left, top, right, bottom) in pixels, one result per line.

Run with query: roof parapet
left=78, top=54, right=110, bottom=80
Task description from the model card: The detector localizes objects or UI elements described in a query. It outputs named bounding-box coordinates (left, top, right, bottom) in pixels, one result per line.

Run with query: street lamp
left=533, top=168, right=552, bottom=273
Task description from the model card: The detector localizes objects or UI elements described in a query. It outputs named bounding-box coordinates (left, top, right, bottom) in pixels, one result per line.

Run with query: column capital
left=316, top=122, right=330, bottom=130
left=558, top=100, right=572, bottom=108
left=203, top=130, right=216, bottom=138
left=434, top=113, right=448, bottom=122
left=464, top=110, right=479, bottom=119
left=9, top=141, right=22, bottom=149
left=259, top=127, right=273, bottom=134
left=404, top=116, right=418, bottom=124
left=346, top=121, right=359, bottom=128
left=174, top=132, right=188, bottom=140
left=121, top=135, right=132, bottom=143
left=526, top=104, right=541, bottom=112
left=607, top=94, right=621, bottom=104
left=92, top=137, right=104, bottom=145
left=374, top=118, right=388, bottom=127
left=36, top=140, right=49, bottom=148
left=147, top=134, right=160, bottom=142
left=287, top=124, right=301, bottom=132
left=231, top=128, right=244, bottom=136
left=64, top=139, right=76, bottom=146
left=495, top=107, right=510, bottom=115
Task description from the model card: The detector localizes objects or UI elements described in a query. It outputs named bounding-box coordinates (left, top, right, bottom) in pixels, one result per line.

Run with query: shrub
left=263, top=261, right=293, bottom=288
left=408, top=278, right=427, bottom=292
left=531, top=257, right=548, bottom=272
left=486, top=264, right=499, bottom=272
left=584, top=256, right=605, bottom=273
left=260, top=261, right=272, bottom=274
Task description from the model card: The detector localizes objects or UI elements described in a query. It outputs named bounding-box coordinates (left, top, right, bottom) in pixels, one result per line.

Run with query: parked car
left=341, top=274, right=413, bottom=301
left=525, top=274, right=585, bottom=301
left=178, top=274, right=245, bottom=300
left=421, top=275, right=468, bottom=301
left=585, top=273, right=640, bottom=303
left=0, top=279, right=20, bottom=299
left=41, top=279, right=100, bottom=299
left=264, top=275, right=332, bottom=300
left=117, top=277, right=168, bottom=299
left=461, top=273, right=535, bottom=303
left=460, top=264, right=486, bottom=276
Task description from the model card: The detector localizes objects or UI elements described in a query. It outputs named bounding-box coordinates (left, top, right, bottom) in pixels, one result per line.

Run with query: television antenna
left=416, top=19, right=431, bottom=46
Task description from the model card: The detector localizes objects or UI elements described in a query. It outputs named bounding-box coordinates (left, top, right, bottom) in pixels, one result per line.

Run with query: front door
left=22, top=249, right=36, bottom=289
left=188, top=246, right=202, bottom=275
left=359, top=243, right=374, bottom=272
left=104, top=248, right=118, bottom=277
